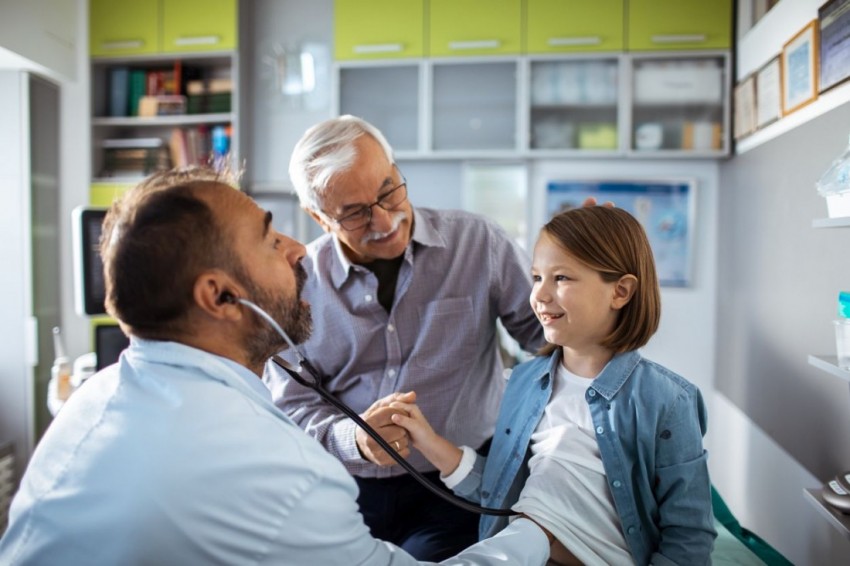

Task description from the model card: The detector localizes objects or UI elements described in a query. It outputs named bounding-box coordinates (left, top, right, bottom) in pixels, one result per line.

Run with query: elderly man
left=0, top=167, right=552, bottom=565
left=265, top=116, right=545, bottom=560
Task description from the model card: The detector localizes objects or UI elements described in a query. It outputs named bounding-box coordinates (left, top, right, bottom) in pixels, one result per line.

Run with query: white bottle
left=52, top=327, right=72, bottom=401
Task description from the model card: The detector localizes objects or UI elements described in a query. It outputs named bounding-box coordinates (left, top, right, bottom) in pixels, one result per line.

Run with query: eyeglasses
left=326, top=174, right=408, bottom=231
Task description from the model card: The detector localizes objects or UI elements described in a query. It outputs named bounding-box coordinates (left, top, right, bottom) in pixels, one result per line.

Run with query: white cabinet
left=334, top=51, right=730, bottom=158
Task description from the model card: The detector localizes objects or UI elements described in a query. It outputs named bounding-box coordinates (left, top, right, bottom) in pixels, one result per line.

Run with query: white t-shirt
left=512, top=362, right=632, bottom=566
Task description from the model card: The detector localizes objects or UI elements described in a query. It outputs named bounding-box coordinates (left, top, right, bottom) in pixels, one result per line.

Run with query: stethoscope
left=236, top=296, right=516, bottom=517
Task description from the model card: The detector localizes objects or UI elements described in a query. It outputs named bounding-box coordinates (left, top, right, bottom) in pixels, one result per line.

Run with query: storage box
left=825, top=191, right=850, bottom=218
left=634, top=63, right=723, bottom=105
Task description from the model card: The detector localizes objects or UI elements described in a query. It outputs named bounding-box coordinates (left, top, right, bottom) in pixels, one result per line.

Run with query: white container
left=634, top=63, right=722, bottom=105
left=834, top=319, right=850, bottom=369
left=817, top=133, right=850, bottom=218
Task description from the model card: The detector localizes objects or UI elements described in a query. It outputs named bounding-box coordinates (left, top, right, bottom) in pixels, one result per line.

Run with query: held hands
left=355, top=391, right=416, bottom=466
left=581, top=196, right=615, bottom=208
left=390, top=401, right=463, bottom=477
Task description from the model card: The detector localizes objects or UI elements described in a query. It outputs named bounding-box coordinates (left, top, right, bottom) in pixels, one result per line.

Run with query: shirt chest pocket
left=411, top=297, right=476, bottom=370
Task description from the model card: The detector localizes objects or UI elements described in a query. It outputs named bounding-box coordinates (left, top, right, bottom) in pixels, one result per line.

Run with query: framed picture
left=546, top=180, right=695, bottom=287
left=819, top=0, right=850, bottom=93
left=781, top=20, right=819, bottom=115
left=733, top=74, right=758, bottom=139
left=756, top=56, right=783, bottom=128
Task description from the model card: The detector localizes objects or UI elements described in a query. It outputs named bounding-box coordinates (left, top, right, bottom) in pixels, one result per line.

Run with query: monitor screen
left=95, top=324, right=130, bottom=370
left=73, top=206, right=107, bottom=316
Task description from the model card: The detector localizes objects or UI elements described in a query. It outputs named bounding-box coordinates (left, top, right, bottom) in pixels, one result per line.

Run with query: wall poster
left=545, top=179, right=696, bottom=287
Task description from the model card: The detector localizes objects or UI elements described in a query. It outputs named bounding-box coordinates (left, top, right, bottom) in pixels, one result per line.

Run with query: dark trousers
left=354, top=471, right=479, bottom=561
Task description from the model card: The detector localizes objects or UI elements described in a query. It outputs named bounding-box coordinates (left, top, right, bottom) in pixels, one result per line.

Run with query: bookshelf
left=90, top=51, right=239, bottom=184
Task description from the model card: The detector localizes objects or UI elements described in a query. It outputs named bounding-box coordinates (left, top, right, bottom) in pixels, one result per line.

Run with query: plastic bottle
left=817, top=133, right=850, bottom=217
left=211, top=125, right=229, bottom=172
left=52, top=327, right=72, bottom=401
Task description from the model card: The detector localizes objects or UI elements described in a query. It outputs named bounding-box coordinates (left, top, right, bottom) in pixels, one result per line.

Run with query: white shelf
left=807, top=355, right=850, bottom=383
left=92, top=113, right=234, bottom=127
left=804, top=488, right=850, bottom=541
left=813, top=217, right=850, bottom=229
left=735, top=81, right=850, bottom=155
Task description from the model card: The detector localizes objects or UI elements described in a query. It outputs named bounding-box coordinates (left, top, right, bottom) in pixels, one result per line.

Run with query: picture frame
left=545, top=179, right=695, bottom=287
left=733, top=74, right=758, bottom=140
left=781, top=20, right=819, bottom=115
left=756, top=56, right=783, bottom=128
left=819, top=0, right=850, bottom=93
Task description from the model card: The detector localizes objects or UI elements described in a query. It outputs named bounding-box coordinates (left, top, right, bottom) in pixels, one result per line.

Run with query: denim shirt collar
left=534, top=348, right=642, bottom=400
left=329, top=207, right=446, bottom=289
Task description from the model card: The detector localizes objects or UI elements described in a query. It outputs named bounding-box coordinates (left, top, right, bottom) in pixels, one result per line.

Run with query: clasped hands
left=355, top=391, right=417, bottom=466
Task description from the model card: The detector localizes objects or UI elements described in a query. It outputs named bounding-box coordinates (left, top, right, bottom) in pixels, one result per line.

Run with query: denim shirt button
left=612, top=480, right=622, bottom=488
left=588, top=389, right=596, bottom=397
left=482, top=491, right=490, bottom=499
left=596, top=426, right=604, bottom=435
left=627, top=526, right=636, bottom=535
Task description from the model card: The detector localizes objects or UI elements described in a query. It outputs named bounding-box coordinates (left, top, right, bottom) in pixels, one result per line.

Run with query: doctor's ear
left=611, top=275, right=637, bottom=310
left=193, top=271, right=243, bottom=316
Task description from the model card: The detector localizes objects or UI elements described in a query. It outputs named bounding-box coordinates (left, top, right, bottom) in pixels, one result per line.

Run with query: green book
left=128, top=70, right=146, bottom=117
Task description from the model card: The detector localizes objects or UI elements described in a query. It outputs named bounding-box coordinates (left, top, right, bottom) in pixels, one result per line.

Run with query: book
left=128, top=70, right=146, bottom=116
left=108, top=67, right=129, bottom=117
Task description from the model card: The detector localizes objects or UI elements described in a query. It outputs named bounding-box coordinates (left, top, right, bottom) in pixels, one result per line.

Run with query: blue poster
left=546, top=180, right=694, bottom=287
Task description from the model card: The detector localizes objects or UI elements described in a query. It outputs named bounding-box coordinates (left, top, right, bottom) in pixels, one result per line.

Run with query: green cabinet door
left=334, top=0, right=425, bottom=60
left=429, top=0, right=522, bottom=57
left=628, top=0, right=732, bottom=51
left=527, top=0, right=624, bottom=53
left=162, top=0, right=238, bottom=53
left=89, top=0, right=159, bottom=57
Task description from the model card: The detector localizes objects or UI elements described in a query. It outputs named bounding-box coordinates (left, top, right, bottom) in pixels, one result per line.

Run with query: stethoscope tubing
left=270, top=355, right=516, bottom=517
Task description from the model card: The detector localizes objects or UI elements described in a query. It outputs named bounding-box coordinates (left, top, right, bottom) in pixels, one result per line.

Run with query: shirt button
left=596, top=426, right=604, bottom=435
left=387, top=324, right=395, bottom=332
left=612, top=480, right=622, bottom=488
left=627, top=526, right=636, bottom=535
left=387, top=369, right=396, bottom=378
left=365, top=294, right=373, bottom=302
left=588, top=390, right=596, bottom=397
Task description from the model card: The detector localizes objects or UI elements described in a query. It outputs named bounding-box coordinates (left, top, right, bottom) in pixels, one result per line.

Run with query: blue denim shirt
left=453, top=350, right=716, bottom=566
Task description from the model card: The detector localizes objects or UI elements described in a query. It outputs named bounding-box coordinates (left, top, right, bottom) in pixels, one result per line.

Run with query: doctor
left=0, top=166, right=553, bottom=565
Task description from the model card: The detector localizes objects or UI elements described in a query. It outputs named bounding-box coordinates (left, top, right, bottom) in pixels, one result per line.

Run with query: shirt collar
left=124, top=338, right=274, bottom=404
left=328, top=207, right=446, bottom=289
left=533, top=348, right=641, bottom=401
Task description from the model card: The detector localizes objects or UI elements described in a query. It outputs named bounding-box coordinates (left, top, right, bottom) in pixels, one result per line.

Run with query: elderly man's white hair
left=288, top=115, right=395, bottom=212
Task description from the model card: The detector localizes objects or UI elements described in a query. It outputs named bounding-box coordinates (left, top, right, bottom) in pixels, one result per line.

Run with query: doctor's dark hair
left=100, top=167, right=243, bottom=340
left=537, top=206, right=660, bottom=356
left=289, top=114, right=395, bottom=212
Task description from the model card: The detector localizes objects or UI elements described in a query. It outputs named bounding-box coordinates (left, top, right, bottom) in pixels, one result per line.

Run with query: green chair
left=711, top=486, right=794, bottom=566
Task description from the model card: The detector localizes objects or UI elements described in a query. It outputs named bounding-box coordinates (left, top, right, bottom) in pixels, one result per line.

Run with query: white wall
left=0, top=0, right=78, bottom=81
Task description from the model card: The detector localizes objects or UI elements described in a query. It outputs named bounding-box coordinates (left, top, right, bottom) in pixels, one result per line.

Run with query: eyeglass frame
left=320, top=168, right=409, bottom=231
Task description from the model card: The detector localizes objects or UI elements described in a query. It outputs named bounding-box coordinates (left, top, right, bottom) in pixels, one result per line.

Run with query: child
left=392, top=206, right=715, bottom=565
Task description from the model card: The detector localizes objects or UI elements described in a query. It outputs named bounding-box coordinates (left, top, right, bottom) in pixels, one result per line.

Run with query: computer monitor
left=94, top=324, right=130, bottom=370
left=72, top=206, right=107, bottom=316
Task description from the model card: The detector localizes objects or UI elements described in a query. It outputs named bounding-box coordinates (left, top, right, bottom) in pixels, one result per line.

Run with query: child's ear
left=611, top=275, right=638, bottom=310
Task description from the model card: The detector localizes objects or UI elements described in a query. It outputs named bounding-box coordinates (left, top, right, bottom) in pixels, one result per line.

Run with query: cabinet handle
left=650, top=34, right=707, bottom=44
left=174, top=35, right=221, bottom=47
left=547, top=36, right=602, bottom=47
left=353, top=43, right=404, bottom=55
left=448, top=40, right=501, bottom=51
left=100, top=40, right=144, bottom=50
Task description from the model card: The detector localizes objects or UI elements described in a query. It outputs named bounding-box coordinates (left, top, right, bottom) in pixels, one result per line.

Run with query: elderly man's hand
left=581, top=196, right=615, bottom=208
left=355, top=391, right=416, bottom=466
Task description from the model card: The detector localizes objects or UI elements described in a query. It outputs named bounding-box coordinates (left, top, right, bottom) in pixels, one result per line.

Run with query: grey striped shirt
left=265, top=207, right=544, bottom=478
